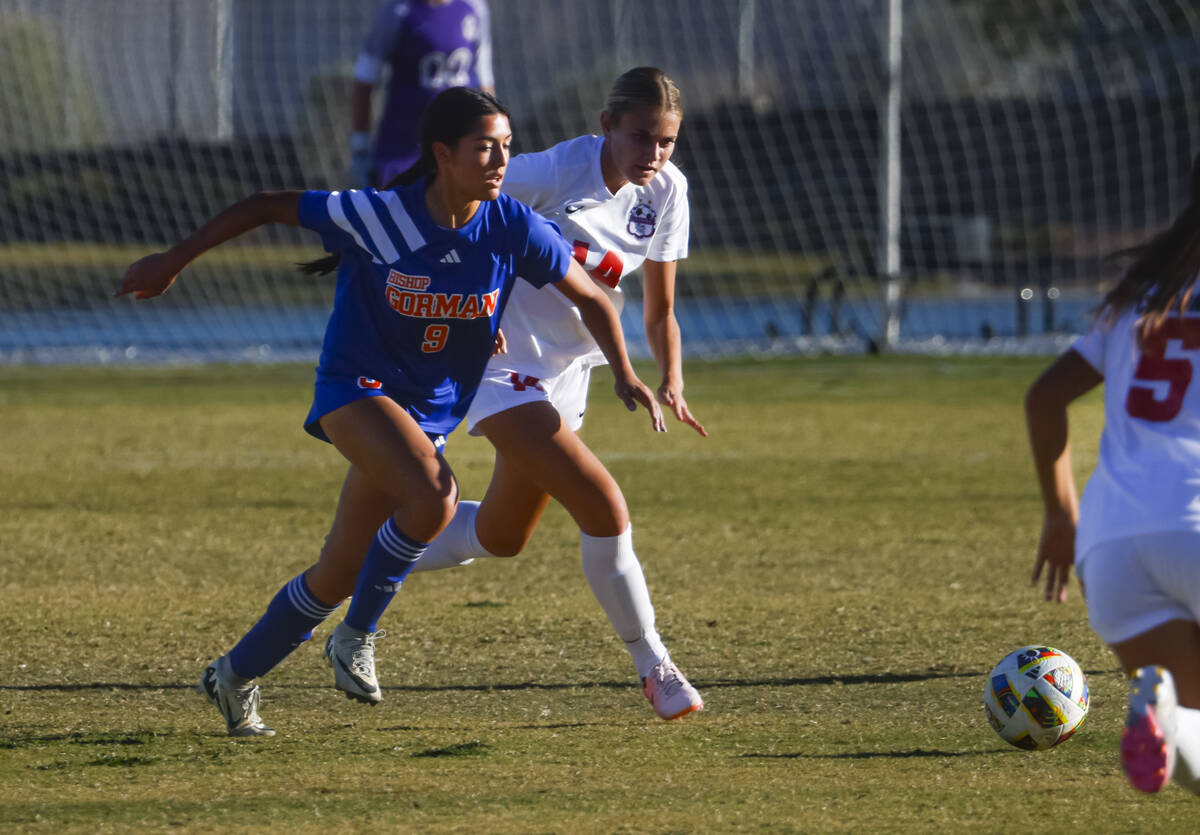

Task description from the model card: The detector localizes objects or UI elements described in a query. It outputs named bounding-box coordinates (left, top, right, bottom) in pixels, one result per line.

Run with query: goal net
left=1, top=0, right=1198, bottom=362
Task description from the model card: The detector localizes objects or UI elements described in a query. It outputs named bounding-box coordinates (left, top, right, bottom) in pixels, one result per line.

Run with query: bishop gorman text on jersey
left=385, top=269, right=499, bottom=320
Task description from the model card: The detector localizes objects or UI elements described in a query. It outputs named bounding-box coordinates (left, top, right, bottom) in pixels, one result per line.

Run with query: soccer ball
left=983, top=645, right=1089, bottom=750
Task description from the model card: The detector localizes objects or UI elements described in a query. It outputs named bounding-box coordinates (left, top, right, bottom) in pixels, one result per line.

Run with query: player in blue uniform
left=350, top=0, right=493, bottom=187
left=117, top=87, right=662, bottom=737
left=326, top=68, right=707, bottom=722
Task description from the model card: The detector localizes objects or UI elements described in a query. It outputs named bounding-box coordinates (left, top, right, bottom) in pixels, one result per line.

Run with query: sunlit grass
left=2, top=357, right=1194, bottom=831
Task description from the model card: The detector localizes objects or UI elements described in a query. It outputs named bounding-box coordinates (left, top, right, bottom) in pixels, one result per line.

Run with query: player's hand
left=1032, top=512, right=1076, bottom=603
left=657, top=381, right=707, bottom=437
left=614, top=372, right=665, bottom=433
left=115, top=252, right=183, bottom=299
left=492, top=328, right=507, bottom=357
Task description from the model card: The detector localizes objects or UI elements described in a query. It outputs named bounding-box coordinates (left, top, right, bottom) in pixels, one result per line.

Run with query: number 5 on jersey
left=1126, top=317, right=1200, bottom=421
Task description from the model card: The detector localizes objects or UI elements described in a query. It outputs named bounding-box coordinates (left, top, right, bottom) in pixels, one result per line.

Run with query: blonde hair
left=604, top=67, right=682, bottom=121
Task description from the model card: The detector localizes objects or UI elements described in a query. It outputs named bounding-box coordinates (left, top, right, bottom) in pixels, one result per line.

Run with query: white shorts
left=1077, top=530, right=1200, bottom=644
left=466, top=360, right=593, bottom=435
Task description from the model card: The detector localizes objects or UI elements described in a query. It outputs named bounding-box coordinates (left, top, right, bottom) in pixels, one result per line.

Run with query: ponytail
left=1099, top=151, right=1200, bottom=337
left=298, top=253, right=340, bottom=276
left=385, top=152, right=436, bottom=190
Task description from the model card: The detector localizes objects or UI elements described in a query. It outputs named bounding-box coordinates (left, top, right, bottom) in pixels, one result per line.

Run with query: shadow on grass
left=740, top=748, right=992, bottom=760
left=0, top=668, right=996, bottom=695
left=1, top=667, right=1120, bottom=700
left=0, top=731, right=161, bottom=749
left=379, top=720, right=620, bottom=732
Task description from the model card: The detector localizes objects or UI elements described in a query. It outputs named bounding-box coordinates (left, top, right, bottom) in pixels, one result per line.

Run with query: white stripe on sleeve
left=327, top=191, right=382, bottom=264
left=349, top=191, right=401, bottom=264
left=378, top=190, right=427, bottom=252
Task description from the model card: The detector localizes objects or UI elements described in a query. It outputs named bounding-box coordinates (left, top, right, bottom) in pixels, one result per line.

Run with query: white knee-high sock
left=580, top=525, right=668, bottom=678
left=410, top=501, right=490, bottom=572
left=1174, top=705, right=1200, bottom=795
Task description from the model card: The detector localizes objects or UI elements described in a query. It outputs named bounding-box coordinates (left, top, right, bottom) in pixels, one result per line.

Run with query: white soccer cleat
left=642, top=659, right=704, bottom=721
left=324, top=622, right=386, bottom=705
left=197, top=656, right=275, bottom=738
left=1122, top=665, right=1177, bottom=793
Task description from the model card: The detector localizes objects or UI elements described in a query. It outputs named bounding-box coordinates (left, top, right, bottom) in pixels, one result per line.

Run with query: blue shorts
left=304, top=373, right=447, bottom=451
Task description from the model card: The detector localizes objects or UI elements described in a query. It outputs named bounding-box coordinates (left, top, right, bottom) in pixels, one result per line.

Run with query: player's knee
left=381, top=461, right=457, bottom=531
left=403, top=484, right=458, bottom=536
left=479, top=531, right=527, bottom=558
left=473, top=504, right=531, bottom=557
left=576, top=489, right=629, bottom=537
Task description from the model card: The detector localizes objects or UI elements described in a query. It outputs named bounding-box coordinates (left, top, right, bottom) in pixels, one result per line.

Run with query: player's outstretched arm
left=553, top=261, right=665, bottom=432
left=643, top=259, right=707, bottom=437
left=1024, top=348, right=1102, bottom=603
left=116, top=191, right=304, bottom=299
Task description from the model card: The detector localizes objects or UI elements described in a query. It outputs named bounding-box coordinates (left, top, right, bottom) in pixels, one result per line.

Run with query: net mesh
left=1, top=0, right=1198, bottom=362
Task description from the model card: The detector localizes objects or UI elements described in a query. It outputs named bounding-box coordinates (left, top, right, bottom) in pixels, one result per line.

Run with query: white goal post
left=1, top=0, right=1198, bottom=362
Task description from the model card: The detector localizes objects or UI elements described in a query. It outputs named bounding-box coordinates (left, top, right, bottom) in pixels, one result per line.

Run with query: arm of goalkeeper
left=349, top=129, right=373, bottom=189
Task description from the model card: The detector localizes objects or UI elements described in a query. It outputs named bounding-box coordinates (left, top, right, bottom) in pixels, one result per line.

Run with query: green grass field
left=1, top=356, right=1195, bottom=831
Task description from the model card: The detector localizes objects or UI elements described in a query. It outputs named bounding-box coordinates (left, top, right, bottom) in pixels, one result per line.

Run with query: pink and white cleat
left=642, top=659, right=703, bottom=720
left=1122, top=665, right=1177, bottom=793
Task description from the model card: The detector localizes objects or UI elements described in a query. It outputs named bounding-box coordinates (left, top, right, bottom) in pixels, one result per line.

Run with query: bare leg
left=320, top=396, right=458, bottom=542
left=475, top=402, right=676, bottom=680
left=1111, top=619, right=1200, bottom=794
left=212, top=396, right=457, bottom=727
left=1110, top=619, right=1200, bottom=707
left=305, top=464, right=393, bottom=603
left=475, top=401, right=627, bottom=539
left=410, top=421, right=559, bottom=569
left=474, top=447, right=555, bottom=556
left=307, top=395, right=459, bottom=602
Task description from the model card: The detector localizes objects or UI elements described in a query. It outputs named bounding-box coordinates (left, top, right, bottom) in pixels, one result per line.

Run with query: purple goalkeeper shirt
left=358, top=0, right=494, bottom=180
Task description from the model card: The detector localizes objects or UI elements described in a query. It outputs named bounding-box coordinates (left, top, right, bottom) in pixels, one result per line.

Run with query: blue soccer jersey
left=297, top=180, right=571, bottom=436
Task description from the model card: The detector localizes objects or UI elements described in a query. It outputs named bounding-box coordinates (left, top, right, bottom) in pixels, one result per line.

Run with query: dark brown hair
left=300, top=87, right=510, bottom=275
left=1099, top=150, right=1200, bottom=337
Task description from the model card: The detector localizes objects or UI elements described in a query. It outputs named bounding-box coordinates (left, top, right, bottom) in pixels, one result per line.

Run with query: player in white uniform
left=1026, top=152, right=1200, bottom=795
left=323, top=67, right=707, bottom=721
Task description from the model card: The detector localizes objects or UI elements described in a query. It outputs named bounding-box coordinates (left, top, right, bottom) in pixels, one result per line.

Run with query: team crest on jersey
left=627, top=201, right=656, bottom=239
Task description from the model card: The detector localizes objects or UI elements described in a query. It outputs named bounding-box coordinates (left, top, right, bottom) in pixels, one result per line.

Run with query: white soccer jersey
left=1072, top=302, right=1200, bottom=559
left=494, top=134, right=690, bottom=377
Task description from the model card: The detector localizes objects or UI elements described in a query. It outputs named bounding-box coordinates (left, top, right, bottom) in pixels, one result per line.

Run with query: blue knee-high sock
left=345, top=518, right=427, bottom=633
left=227, top=574, right=340, bottom=680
